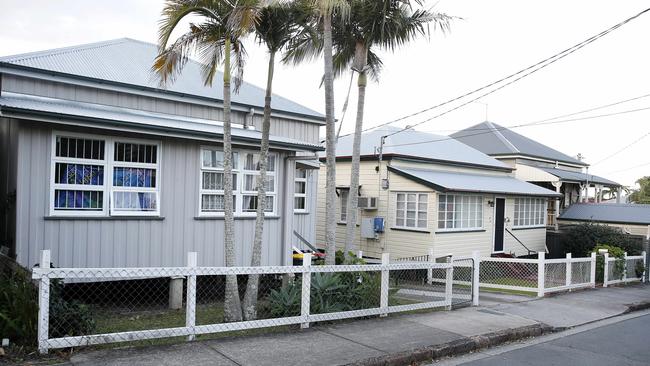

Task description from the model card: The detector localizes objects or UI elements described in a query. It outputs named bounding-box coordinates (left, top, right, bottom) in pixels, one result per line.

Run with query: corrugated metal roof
left=0, top=92, right=322, bottom=151
left=0, top=38, right=324, bottom=120
left=388, top=166, right=561, bottom=197
left=451, top=121, right=587, bottom=166
left=559, top=203, right=650, bottom=225
left=535, top=166, right=620, bottom=187
left=334, top=127, right=511, bottom=170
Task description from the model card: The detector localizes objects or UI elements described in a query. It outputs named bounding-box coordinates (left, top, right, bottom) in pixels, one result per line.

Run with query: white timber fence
left=603, top=251, right=646, bottom=287
left=419, top=251, right=598, bottom=299
left=32, top=250, right=455, bottom=354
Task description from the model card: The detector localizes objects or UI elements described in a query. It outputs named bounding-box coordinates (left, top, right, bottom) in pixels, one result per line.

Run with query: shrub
left=592, top=244, right=625, bottom=283
left=0, top=270, right=38, bottom=346
left=563, top=223, right=642, bottom=257
left=265, top=281, right=301, bottom=318
left=49, top=280, right=96, bottom=338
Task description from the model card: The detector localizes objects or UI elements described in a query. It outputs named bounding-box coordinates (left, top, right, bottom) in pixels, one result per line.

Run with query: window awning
left=296, top=159, right=320, bottom=170
left=388, top=166, right=561, bottom=197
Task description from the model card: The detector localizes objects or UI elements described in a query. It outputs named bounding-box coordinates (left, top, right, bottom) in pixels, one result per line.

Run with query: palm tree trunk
left=323, top=13, right=337, bottom=265
left=242, top=51, right=275, bottom=320
left=223, top=38, right=243, bottom=322
left=344, top=70, right=366, bottom=255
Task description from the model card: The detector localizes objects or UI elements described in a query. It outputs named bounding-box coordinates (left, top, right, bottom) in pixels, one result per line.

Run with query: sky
left=1, top=0, right=649, bottom=188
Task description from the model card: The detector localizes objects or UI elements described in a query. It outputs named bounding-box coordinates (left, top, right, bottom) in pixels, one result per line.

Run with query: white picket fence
left=603, top=252, right=647, bottom=287
left=32, top=251, right=455, bottom=354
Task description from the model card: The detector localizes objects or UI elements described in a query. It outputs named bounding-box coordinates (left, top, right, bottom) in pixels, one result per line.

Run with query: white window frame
left=513, top=197, right=546, bottom=228
left=436, top=194, right=484, bottom=232
left=294, top=168, right=309, bottom=213
left=394, top=192, right=429, bottom=230
left=339, top=189, right=349, bottom=223
left=109, top=138, right=162, bottom=217
left=198, top=147, right=277, bottom=217
left=49, top=131, right=161, bottom=217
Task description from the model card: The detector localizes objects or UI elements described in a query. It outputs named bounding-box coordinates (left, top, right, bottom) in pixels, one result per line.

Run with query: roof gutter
left=325, top=154, right=514, bottom=173
left=0, top=63, right=326, bottom=125
left=0, top=105, right=324, bottom=152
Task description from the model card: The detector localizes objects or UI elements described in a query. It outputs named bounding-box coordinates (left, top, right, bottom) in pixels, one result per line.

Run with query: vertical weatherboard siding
left=14, top=122, right=297, bottom=269
left=3, top=74, right=322, bottom=143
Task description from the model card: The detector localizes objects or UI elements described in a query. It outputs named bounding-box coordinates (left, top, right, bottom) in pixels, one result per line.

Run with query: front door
left=493, top=198, right=505, bottom=253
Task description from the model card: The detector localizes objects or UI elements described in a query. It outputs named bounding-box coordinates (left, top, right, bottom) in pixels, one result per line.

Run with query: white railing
left=603, top=251, right=646, bottom=287
left=32, top=250, right=454, bottom=354
left=477, top=252, right=597, bottom=297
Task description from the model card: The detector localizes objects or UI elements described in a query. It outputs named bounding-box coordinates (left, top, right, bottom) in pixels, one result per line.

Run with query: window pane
left=55, top=163, right=104, bottom=185
left=56, top=136, right=105, bottom=160
left=114, top=142, right=158, bottom=164
left=54, top=190, right=103, bottom=210
left=295, top=181, right=306, bottom=194
left=202, top=150, right=238, bottom=169
left=201, top=194, right=236, bottom=212
left=295, top=168, right=306, bottom=178
left=113, top=167, right=157, bottom=188
left=113, top=191, right=157, bottom=211
left=295, top=197, right=306, bottom=210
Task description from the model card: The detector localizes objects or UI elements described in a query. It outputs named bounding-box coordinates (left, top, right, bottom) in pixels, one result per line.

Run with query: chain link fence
left=32, top=251, right=454, bottom=353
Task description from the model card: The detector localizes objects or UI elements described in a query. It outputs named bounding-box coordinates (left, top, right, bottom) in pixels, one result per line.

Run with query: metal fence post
left=623, top=252, right=628, bottom=283
left=590, top=252, right=597, bottom=287
left=427, top=248, right=434, bottom=284
left=380, top=253, right=390, bottom=317
left=301, top=253, right=312, bottom=329
left=186, top=252, right=197, bottom=341
left=445, top=255, right=454, bottom=310
left=603, top=252, right=609, bottom=287
left=472, top=251, right=480, bottom=306
left=565, top=253, right=572, bottom=288
left=642, top=251, right=647, bottom=283
left=37, top=250, right=51, bottom=354
left=537, top=252, right=545, bottom=297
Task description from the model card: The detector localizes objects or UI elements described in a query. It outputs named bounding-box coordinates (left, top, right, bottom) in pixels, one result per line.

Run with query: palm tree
left=153, top=0, right=247, bottom=322
left=239, top=1, right=308, bottom=320
left=337, top=0, right=451, bottom=254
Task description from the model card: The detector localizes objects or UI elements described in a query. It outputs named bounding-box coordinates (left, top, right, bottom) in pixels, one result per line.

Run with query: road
left=434, top=311, right=650, bottom=366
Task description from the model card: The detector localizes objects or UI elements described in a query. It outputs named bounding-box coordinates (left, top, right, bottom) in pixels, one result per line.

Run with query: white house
left=315, top=127, right=560, bottom=259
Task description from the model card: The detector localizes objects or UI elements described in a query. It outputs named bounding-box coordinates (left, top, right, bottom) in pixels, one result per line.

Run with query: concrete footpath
left=67, top=284, right=650, bottom=366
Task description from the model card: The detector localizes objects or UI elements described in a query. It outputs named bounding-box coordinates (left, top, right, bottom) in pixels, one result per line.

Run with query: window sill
left=511, top=226, right=546, bottom=230
left=294, top=211, right=310, bottom=215
left=391, top=227, right=430, bottom=234
left=194, top=215, right=281, bottom=220
left=44, top=215, right=165, bottom=221
left=435, top=229, right=486, bottom=234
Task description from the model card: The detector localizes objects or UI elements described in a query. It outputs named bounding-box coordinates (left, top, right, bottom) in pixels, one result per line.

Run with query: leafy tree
left=240, top=1, right=310, bottom=320
left=629, top=176, right=650, bottom=204
left=153, top=0, right=248, bottom=322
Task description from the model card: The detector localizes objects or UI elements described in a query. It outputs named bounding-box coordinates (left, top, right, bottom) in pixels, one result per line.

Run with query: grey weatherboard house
left=0, top=38, right=323, bottom=269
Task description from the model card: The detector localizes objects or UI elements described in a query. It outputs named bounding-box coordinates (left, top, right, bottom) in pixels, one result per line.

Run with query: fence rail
left=603, top=252, right=646, bottom=287
left=32, top=251, right=455, bottom=354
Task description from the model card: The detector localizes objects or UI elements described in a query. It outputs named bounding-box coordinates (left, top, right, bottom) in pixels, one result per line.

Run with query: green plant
left=0, top=270, right=38, bottom=346
left=635, top=260, right=645, bottom=279
left=563, top=223, right=642, bottom=256
left=48, top=280, right=96, bottom=338
left=310, top=273, right=346, bottom=314
left=593, top=244, right=625, bottom=283
left=266, top=282, right=301, bottom=318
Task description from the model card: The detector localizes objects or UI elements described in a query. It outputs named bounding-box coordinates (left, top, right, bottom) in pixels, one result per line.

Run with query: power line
left=604, top=161, right=650, bottom=174
left=342, top=6, right=650, bottom=139
left=382, top=105, right=650, bottom=148
left=591, top=131, right=650, bottom=166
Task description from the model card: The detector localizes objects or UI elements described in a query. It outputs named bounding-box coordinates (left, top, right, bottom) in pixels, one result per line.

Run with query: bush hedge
left=562, top=223, right=642, bottom=257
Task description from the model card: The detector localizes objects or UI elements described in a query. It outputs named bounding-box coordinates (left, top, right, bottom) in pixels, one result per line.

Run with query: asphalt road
left=436, top=312, right=650, bottom=366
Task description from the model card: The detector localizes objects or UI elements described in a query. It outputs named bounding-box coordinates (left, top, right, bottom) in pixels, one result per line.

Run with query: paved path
left=434, top=311, right=650, bottom=366
left=67, top=284, right=650, bottom=366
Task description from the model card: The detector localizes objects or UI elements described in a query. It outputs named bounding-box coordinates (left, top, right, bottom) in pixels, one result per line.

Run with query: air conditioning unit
left=357, top=196, right=378, bottom=210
